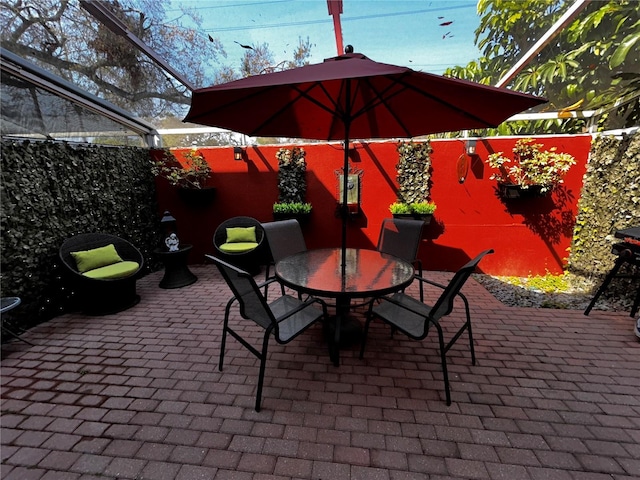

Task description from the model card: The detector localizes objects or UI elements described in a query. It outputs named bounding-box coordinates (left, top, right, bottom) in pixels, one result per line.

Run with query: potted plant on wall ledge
left=273, top=146, right=312, bottom=222
left=389, top=201, right=437, bottom=220
left=151, top=148, right=215, bottom=203
left=389, top=140, right=436, bottom=223
left=486, top=138, right=576, bottom=200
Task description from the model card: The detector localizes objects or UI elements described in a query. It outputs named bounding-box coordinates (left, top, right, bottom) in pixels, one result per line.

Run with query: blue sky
left=172, top=0, right=482, bottom=76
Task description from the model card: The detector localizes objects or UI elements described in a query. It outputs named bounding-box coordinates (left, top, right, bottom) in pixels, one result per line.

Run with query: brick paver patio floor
left=2, top=265, right=639, bottom=479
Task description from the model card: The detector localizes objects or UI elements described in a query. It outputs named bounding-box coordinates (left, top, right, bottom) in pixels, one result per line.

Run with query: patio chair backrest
left=262, top=219, right=307, bottom=263
left=429, top=249, right=494, bottom=321
left=377, top=218, right=424, bottom=264
left=208, top=255, right=275, bottom=331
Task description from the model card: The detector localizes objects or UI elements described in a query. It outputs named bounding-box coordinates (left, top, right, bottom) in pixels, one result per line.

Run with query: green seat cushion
left=82, top=261, right=140, bottom=279
left=71, top=244, right=123, bottom=273
left=226, top=226, right=256, bottom=243
left=219, top=242, right=259, bottom=253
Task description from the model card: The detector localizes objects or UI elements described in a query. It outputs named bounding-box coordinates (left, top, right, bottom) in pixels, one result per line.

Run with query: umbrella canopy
left=185, top=51, right=546, bottom=263
left=185, top=52, right=545, bottom=140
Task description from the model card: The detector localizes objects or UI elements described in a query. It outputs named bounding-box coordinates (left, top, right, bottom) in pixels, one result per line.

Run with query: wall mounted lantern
left=335, top=162, right=363, bottom=215
left=233, top=146, right=245, bottom=161
left=466, top=139, right=477, bottom=156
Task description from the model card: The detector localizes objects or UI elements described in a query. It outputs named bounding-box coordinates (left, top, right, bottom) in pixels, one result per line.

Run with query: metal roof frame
left=1, top=48, right=160, bottom=147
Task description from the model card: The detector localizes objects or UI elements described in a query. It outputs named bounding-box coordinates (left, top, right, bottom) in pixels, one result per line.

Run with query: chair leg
left=219, top=303, right=233, bottom=371
left=461, top=297, right=476, bottom=365
left=255, top=332, right=271, bottom=412
left=359, top=315, right=374, bottom=359
left=434, top=322, right=451, bottom=406
left=416, top=262, right=424, bottom=303
left=264, top=264, right=271, bottom=298
left=467, top=319, right=476, bottom=366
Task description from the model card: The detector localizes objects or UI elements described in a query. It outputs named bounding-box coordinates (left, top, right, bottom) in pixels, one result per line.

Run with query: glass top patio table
left=275, top=248, right=415, bottom=365
left=275, top=247, right=415, bottom=298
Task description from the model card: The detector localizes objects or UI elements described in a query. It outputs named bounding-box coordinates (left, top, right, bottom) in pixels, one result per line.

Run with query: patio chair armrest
left=373, top=293, right=428, bottom=318
left=275, top=296, right=328, bottom=324
left=415, top=275, right=447, bottom=290
left=415, top=275, right=469, bottom=302
left=255, top=277, right=279, bottom=290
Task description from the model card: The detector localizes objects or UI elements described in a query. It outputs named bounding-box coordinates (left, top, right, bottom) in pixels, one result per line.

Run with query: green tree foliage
left=445, top=0, right=639, bottom=133
left=0, top=0, right=313, bottom=117
left=0, top=0, right=222, bottom=116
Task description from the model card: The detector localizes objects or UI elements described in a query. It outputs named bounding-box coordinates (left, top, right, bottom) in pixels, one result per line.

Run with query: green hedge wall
left=0, top=140, right=160, bottom=333
left=568, top=131, right=640, bottom=301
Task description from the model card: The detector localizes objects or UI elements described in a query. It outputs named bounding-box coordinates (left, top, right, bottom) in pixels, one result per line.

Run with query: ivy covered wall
left=568, top=131, right=640, bottom=301
left=1, top=140, right=160, bottom=333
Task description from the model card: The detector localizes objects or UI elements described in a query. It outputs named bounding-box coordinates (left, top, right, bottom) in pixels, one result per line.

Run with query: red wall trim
left=153, top=135, right=592, bottom=276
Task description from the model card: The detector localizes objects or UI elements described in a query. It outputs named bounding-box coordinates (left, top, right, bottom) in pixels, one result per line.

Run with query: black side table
left=155, top=245, right=198, bottom=289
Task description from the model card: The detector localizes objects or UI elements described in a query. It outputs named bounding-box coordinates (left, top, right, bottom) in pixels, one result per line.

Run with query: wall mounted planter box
left=499, top=183, right=550, bottom=200
left=177, top=186, right=216, bottom=205
left=273, top=212, right=311, bottom=223
left=392, top=213, right=432, bottom=225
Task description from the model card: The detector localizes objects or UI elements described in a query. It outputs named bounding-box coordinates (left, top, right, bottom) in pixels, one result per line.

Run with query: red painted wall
left=153, top=134, right=592, bottom=276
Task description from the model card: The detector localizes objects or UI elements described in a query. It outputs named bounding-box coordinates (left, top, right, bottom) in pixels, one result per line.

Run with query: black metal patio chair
left=377, top=217, right=425, bottom=300
left=360, top=249, right=494, bottom=405
left=261, top=219, right=307, bottom=298
left=207, top=254, right=328, bottom=411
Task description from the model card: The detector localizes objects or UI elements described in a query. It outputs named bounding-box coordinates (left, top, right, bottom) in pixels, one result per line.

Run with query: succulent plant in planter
left=273, top=147, right=312, bottom=219
left=389, top=202, right=412, bottom=215
left=487, top=138, right=576, bottom=198
left=390, top=140, right=436, bottom=219
left=273, top=202, right=313, bottom=215
left=389, top=201, right=436, bottom=222
left=409, top=201, right=437, bottom=215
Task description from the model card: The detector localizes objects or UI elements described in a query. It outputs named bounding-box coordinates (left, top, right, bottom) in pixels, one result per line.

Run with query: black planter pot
left=273, top=211, right=311, bottom=223
left=498, top=183, right=550, bottom=199
left=177, top=186, right=216, bottom=205
left=392, top=213, right=433, bottom=224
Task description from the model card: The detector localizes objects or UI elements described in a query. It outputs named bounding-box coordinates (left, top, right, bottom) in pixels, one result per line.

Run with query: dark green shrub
left=0, top=140, right=159, bottom=333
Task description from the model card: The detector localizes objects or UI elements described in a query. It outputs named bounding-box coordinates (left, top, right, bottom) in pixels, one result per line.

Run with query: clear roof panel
left=0, top=0, right=637, bottom=142
left=1, top=69, right=146, bottom=145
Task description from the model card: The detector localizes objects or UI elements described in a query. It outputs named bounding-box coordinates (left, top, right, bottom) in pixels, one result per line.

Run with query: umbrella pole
left=341, top=137, right=349, bottom=280
left=340, top=78, right=354, bottom=281
left=341, top=84, right=351, bottom=281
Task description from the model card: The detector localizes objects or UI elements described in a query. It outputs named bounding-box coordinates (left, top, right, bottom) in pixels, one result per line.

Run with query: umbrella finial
left=344, top=45, right=354, bottom=54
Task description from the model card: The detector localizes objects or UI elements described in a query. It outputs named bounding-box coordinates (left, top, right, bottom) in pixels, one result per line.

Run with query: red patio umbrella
left=184, top=50, right=546, bottom=259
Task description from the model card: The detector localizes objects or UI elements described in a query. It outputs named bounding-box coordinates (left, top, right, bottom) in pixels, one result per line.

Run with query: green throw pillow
left=71, top=244, right=123, bottom=273
left=226, top=226, right=256, bottom=243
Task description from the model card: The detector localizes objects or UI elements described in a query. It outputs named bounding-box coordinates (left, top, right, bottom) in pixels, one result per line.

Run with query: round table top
left=275, top=247, right=415, bottom=299
left=1, top=297, right=21, bottom=314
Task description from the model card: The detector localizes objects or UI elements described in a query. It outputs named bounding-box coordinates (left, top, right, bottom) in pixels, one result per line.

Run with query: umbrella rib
left=393, top=76, right=504, bottom=126
left=347, top=75, right=414, bottom=137
left=347, top=73, right=509, bottom=135
left=247, top=82, right=345, bottom=137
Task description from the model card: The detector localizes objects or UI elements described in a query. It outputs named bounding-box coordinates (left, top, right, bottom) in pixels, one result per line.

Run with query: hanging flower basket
left=487, top=139, right=575, bottom=201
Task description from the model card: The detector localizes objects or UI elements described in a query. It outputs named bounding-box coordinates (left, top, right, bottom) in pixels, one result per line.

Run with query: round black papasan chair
left=59, top=233, right=144, bottom=315
left=213, top=216, right=266, bottom=275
